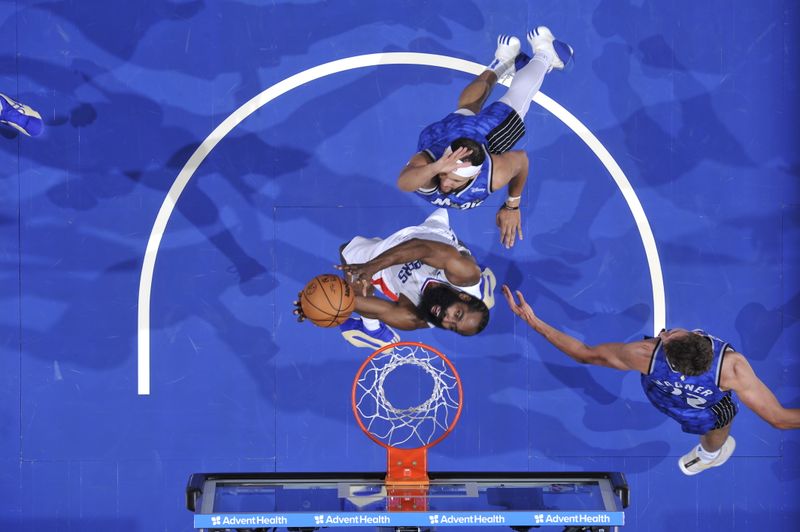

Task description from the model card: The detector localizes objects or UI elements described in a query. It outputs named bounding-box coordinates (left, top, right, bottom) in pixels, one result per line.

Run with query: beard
left=418, top=283, right=462, bottom=328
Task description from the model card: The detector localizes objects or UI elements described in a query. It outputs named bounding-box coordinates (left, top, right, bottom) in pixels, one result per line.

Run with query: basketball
left=300, top=274, right=356, bottom=327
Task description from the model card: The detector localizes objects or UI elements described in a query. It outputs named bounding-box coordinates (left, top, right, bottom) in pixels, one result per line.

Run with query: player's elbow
left=571, top=346, right=599, bottom=365
left=396, top=170, right=420, bottom=192
left=464, top=263, right=482, bottom=284
left=580, top=352, right=603, bottom=366
left=768, top=416, right=792, bottom=430
left=762, top=408, right=800, bottom=430
left=397, top=177, right=417, bottom=192
left=581, top=347, right=616, bottom=368
left=769, top=414, right=798, bottom=430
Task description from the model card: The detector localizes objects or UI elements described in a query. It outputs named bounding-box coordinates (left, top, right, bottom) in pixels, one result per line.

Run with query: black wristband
left=501, top=204, right=519, bottom=211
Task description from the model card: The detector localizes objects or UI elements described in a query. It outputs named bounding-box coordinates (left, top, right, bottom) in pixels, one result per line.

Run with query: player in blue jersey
left=397, top=27, right=573, bottom=249
left=502, top=285, right=800, bottom=475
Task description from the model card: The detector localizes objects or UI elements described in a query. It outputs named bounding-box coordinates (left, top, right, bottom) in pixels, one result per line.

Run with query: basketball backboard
left=186, top=471, right=628, bottom=530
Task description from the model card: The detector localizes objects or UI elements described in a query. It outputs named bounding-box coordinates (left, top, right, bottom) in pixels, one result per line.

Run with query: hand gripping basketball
left=296, top=274, right=355, bottom=327
left=335, top=262, right=377, bottom=296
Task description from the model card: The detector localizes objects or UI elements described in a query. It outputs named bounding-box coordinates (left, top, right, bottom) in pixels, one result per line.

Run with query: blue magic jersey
left=641, top=329, right=738, bottom=434
left=414, top=101, right=524, bottom=210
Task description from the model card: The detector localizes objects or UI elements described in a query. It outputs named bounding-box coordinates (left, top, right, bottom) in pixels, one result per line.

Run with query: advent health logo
left=534, top=512, right=614, bottom=525
left=426, top=513, right=505, bottom=525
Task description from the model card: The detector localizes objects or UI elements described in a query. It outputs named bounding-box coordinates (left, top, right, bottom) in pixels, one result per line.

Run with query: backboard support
left=186, top=471, right=628, bottom=531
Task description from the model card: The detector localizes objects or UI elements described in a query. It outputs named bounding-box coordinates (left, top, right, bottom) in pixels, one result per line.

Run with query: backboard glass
left=186, top=471, right=628, bottom=530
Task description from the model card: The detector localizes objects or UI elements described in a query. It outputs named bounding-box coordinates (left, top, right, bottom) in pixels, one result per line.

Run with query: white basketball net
left=354, top=343, right=461, bottom=449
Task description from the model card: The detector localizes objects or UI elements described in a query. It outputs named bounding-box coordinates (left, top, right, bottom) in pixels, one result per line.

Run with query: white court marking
left=137, top=53, right=665, bottom=395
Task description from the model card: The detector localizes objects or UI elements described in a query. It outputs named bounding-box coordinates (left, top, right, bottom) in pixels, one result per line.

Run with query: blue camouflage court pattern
left=0, top=0, right=797, bottom=531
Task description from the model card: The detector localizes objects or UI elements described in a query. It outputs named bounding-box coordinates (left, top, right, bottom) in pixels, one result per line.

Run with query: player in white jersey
left=294, top=210, right=492, bottom=349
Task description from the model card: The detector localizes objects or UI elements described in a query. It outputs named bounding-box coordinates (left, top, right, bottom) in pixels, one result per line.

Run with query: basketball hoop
left=352, top=342, right=463, bottom=510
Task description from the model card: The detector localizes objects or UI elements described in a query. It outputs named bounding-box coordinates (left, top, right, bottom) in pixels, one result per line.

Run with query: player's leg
left=679, top=424, right=736, bottom=476
left=497, top=26, right=573, bottom=119
left=457, top=35, right=520, bottom=114
left=678, top=396, right=738, bottom=475
left=699, top=422, right=732, bottom=453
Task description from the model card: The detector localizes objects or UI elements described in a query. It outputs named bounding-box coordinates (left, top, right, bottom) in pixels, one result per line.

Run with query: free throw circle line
left=137, top=52, right=665, bottom=395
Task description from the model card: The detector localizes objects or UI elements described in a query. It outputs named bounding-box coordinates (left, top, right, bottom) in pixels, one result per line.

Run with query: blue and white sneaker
left=0, top=93, right=44, bottom=137
left=340, top=317, right=400, bottom=350
left=488, top=34, right=521, bottom=81
left=527, top=26, right=574, bottom=72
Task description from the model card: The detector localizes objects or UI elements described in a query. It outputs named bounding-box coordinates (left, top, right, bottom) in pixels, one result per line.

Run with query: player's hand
left=496, top=206, right=523, bottom=249
left=292, top=291, right=307, bottom=322
left=435, top=146, right=474, bottom=174
left=336, top=263, right=376, bottom=297
left=501, top=285, right=537, bottom=326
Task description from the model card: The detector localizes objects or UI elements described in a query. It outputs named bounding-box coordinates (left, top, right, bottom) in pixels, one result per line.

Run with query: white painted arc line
left=137, top=52, right=665, bottom=395
left=534, top=92, right=666, bottom=332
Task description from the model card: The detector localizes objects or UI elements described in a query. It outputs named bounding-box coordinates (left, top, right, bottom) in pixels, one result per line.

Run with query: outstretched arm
left=721, top=352, right=800, bottom=429
left=338, top=238, right=481, bottom=295
left=397, top=147, right=474, bottom=192
left=293, top=291, right=427, bottom=331
left=492, top=152, right=529, bottom=249
left=354, top=295, right=428, bottom=331
left=502, top=285, right=651, bottom=372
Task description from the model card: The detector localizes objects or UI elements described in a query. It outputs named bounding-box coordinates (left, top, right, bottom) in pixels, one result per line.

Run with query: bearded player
left=294, top=209, right=494, bottom=349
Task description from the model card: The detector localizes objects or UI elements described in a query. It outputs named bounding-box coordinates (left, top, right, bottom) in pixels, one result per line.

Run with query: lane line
left=137, top=52, right=665, bottom=395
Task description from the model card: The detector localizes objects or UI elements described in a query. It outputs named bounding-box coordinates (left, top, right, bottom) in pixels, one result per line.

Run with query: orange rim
left=351, top=341, right=463, bottom=450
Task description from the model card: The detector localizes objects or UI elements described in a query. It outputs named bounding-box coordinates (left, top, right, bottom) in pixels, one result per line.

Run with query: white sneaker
left=527, top=26, right=574, bottom=72
left=488, top=34, right=521, bottom=80
left=678, top=436, right=736, bottom=476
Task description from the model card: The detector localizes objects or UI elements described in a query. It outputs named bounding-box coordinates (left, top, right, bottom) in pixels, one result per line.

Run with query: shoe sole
left=0, top=94, right=43, bottom=136
left=678, top=436, right=736, bottom=475
left=552, top=39, right=574, bottom=70
left=0, top=120, right=33, bottom=136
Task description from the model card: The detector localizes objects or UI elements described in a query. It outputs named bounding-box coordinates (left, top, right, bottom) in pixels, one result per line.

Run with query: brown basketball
left=300, top=274, right=356, bottom=327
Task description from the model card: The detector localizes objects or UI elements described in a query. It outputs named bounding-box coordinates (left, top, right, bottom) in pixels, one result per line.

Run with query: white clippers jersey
left=341, top=209, right=483, bottom=306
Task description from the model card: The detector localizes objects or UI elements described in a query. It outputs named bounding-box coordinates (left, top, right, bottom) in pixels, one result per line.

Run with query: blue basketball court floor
left=1, top=0, right=798, bottom=530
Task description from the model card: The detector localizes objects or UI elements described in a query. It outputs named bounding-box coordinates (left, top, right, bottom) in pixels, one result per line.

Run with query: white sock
left=533, top=48, right=556, bottom=69
left=697, top=444, right=720, bottom=463
left=488, top=62, right=512, bottom=79
left=362, top=317, right=382, bottom=331
left=497, top=50, right=553, bottom=118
